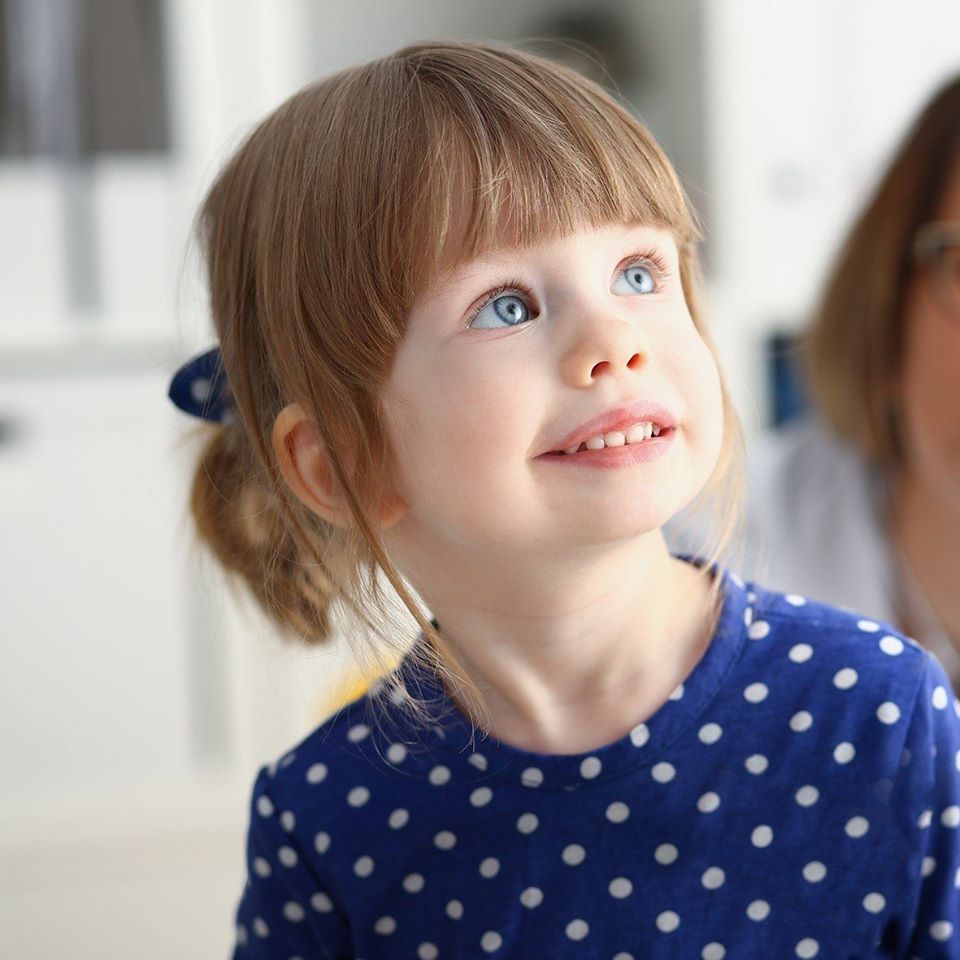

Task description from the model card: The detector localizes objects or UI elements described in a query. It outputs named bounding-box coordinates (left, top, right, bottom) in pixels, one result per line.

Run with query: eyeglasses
left=912, top=221, right=960, bottom=323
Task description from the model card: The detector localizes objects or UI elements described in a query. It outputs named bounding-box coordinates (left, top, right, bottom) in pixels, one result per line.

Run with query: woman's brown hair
left=185, top=39, right=743, bottom=742
left=805, top=73, right=960, bottom=464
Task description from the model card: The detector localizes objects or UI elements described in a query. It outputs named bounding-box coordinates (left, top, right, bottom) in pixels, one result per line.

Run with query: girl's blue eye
left=469, top=293, right=531, bottom=330
left=612, top=262, right=656, bottom=295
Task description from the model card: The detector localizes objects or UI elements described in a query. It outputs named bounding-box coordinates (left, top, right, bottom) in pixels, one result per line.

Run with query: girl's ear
left=272, top=403, right=407, bottom=530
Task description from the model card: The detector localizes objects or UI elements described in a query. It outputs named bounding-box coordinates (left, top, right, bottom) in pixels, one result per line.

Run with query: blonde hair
left=186, top=39, right=743, bottom=741
left=805, top=73, right=960, bottom=465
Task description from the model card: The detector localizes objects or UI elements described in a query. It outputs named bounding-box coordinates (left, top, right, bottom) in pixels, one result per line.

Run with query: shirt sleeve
left=230, top=766, right=353, bottom=960
left=899, top=652, right=960, bottom=958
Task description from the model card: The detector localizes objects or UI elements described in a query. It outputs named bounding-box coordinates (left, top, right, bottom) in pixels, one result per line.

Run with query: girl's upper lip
left=540, top=401, right=678, bottom=455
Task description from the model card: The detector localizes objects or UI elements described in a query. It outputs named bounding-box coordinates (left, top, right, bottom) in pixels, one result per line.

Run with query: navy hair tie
left=168, top=346, right=235, bottom=424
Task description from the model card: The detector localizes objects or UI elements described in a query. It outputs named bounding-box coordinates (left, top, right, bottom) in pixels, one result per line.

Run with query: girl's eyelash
left=465, top=249, right=671, bottom=327
left=467, top=277, right=533, bottom=326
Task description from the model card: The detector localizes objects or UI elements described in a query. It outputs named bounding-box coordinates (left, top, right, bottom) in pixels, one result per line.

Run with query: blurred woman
left=742, top=74, right=960, bottom=685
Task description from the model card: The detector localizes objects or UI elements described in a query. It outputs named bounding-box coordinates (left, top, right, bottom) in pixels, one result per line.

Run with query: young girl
left=169, top=41, right=960, bottom=959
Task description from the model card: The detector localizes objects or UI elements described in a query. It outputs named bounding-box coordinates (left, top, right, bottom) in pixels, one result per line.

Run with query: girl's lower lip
left=535, top=430, right=675, bottom=468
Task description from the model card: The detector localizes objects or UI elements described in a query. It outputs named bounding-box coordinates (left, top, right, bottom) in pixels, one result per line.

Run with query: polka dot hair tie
left=168, top=346, right=235, bottom=424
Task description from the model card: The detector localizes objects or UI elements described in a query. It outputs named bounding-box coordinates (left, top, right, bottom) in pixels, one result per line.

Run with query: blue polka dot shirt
left=230, top=567, right=960, bottom=959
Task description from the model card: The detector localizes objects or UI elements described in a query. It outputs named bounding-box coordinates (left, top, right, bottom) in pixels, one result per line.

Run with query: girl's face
left=897, top=153, right=960, bottom=507
left=380, top=221, right=724, bottom=560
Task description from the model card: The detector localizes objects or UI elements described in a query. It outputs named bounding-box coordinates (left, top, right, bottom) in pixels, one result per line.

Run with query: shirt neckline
left=386, top=559, right=750, bottom=790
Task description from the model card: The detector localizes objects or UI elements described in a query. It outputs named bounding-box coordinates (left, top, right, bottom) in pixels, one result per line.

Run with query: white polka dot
left=609, top=877, right=633, bottom=898
left=785, top=594, right=807, bottom=606
left=745, top=754, right=769, bottom=775
left=468, top=753, right=488, bottom=771
left=698, top=792, right=721, bottom=813
left=918, top=809, right=933, bottom=829
left=795, top=938, right=819, bottom=958
left=931, top=922, right=954, bottom=942
left=388, top=809, right=409, bottom=830
left=863, top=892, right=885, bottom=913
left=656, top=911, right=680, bottom=933
left=748, top=620, right=771, bottom=640
left=306, top=763, right=328, bottom=784
left=190, top=377, right=212, bottom=403
left=845, top=816, right=870, bottom=838
left=580, top=756, right=602, bottom=779
left=481, top=931, right=503, bottom=953
left=253, top=856, right=271, bottom=877
left=857, top=619, right=880, bottom=632
left=933, top=686, right=949, bottom=710
left=347, top=723, right=370, bottom=742
left=235, top=923, right=248, bottom=947
left=702, top=944, right=726, bottom=960
left=566, top=919, right=589, bottom=941
left=744, top=682, right=769, bottom=703
left=256, top=795, right=275, bottom=817
left=630, top=723, right=650, bottom=747
left=446, top=899, right=464, bottom=919
left=803, top=861, right=827, bottom=883
left=520, top=767, right=543, bottom=787
left=606, top=801, right=630, bottom=823
left=470, top=787, right=493, bottom=807
left=655, top=843, right=679, bottom=865
left=747, top=900, right=770, bottom=921
left=311, top=892, right=333, bottom=913
left=833, top=742, right=856, bottom=764
left=701, top=867, right=725, bottom=889
left=279, top=811, right=295, bottom=832
left=652, top=762, right=676, bottom=784
left=942, top=806, right=960, bottom=828
left=795, top=785, right=819, bottom=807
left=279, top=751, right=296, bottom=769
left=833, top=668, right=858, bottom=689
left=418, top=944, right=439, bottom=960
left=879, top=635, right=904, bottom=655
left=788, top=643, right=814, bottom=664
left=354, top=855, right=374, bottom=877
left=614, top=954, right=636, bottom=960
left=877, top=702, right=901, bottom=724
left=520, top=887, right=543, bottom=908
left=347, top=786, right=370, bottom=807
left=434, top=831, right=457, bottom=850
left=698, top=722, right=723, bottom=745
left=428, top=765, right=451, bottom=786
left=790, top=711, right=813, bottom=732
left=252, top=916, right=269, bottom=938
left=562, top=844, right=586, bottom=866
left=386, top=743, right=407, bottom=764
left=277, top=846, right=298, bottom=868
left=374, top=915, right=397, bottom=935
left=517, top=812, right=539, bottom=834
left=279, top=900, right=304, bottom=927
left=402, top=872, right=425, bottom=893
left=751, top=825, right=773, bottom=848
left=479, top=857, right=500, bottom=878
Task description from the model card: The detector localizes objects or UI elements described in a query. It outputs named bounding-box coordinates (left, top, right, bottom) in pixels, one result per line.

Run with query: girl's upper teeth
left=562, top=421, right=662, bottom=455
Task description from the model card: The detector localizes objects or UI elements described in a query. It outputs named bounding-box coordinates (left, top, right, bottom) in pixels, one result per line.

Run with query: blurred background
left=1, top=0, right=958, bottom=956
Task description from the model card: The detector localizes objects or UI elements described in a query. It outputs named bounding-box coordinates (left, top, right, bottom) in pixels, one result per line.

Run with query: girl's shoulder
left=735, top=572, right=946, bottom=725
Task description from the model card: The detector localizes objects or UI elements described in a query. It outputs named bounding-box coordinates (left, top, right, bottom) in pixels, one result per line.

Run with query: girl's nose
left=560, top=309, right=649, bottom=388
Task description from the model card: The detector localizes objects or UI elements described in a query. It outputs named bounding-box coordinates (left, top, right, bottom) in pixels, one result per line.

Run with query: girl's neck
left=890, top=467, right=960, bottom=646
left=421, top=541, right=718, bottom=755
